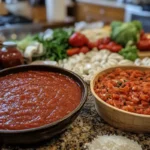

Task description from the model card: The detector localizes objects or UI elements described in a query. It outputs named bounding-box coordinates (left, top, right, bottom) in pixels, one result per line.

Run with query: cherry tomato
left=87, top=41, right=97, bottom=49
left=84, top=36, right=89, bottom=45
left=80, top=46, right=89, bottom=54
left=98, top=44, right=108, bottom=50
left=102, top=37, right=111, bottom=44
left=106, top=42, right=118, bottom=50
left=108, top=41, right=117, bottom=46
left=141, top=34, right=148, bottom=40
left=137, top=40, right=150, bottom=51
left=69, top=32, right=89, bottom=47
left=96, top=39, right=103, bottom=47
left=67, top=48, right=80, bottom=56
left=106, top=44, right=113, bottom=50
left=111, top=45, right=122, bottom=52
left=140, top=30, right=145, bottom=37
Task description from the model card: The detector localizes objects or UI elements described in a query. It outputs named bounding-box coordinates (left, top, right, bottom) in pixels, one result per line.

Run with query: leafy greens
left=111, top=20, right=142, bottom=47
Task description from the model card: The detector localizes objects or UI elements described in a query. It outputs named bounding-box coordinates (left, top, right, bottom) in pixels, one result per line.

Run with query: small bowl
left=0, top=65, right=88, bottom=145
left=91, top=65, right=150, bottom=133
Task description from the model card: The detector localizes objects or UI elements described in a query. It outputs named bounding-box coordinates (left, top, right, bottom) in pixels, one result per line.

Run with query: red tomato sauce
left=94, top=68, right=150, bottom=115
left=0, top=71, right=81, bottom=130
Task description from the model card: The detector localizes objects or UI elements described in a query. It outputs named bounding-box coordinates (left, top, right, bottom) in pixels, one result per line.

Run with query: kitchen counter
left=76, top=0, right=126, bottom=9
left=1, top=87, right=150, bottom=150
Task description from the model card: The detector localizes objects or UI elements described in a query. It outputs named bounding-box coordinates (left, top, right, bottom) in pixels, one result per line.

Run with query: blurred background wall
left=0, top=0, right=150, bottom=40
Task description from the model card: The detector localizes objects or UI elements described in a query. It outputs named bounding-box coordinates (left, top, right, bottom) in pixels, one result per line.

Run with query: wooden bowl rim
left=90, top=65, right=150, bottom=118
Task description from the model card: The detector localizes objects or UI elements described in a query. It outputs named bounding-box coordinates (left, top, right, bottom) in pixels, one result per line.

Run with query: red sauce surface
left=0, top=71, right=81, bottom=130
left=94, top=68, right=150, bottom=115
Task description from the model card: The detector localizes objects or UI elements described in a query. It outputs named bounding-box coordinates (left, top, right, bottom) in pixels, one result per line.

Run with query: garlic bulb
left=58, top=49, right=134, bottom=83
left=134, top=57, right=150, bottom=66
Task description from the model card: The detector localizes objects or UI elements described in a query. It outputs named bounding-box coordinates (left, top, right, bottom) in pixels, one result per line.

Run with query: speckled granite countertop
left=1, top=87, right=150, bottom=150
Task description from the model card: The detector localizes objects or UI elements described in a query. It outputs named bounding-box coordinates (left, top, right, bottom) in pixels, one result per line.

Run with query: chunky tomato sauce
left=94, top=68, right=150, bottom=115
left=0, top=71, right=81, bottom=130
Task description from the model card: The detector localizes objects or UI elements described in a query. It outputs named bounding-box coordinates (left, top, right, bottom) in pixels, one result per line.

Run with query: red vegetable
left=80, top=46, right=89, bottom=54
left=137, top=40, right=150, bottom=51
left=141, top=34, right=148, bottom=40
left=98, top=44, right=108, bottom=50
left=102, top=37, right=111, bottom=44
left=98, top=43, right=122, bottom=52
left=96, top=37, right=122, bottom=52
left=96, top=39, right=103, bottom=47
left=111, top=45, right=122, bottom=52
left=67, top=48, right=80, bottom=56
left=137, top=30, right=150, bottom=51
left=87, top=41, right=97, bottom=49
left=140, top=30, right=145, bottom=38
left=96, top=37, right=111, bottom=47
left=69, top=32, right=89, bottom=47
left=108, top=41, right=116, bottom=46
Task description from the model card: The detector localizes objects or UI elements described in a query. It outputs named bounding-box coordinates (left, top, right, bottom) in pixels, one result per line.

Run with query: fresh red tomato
left=108, top=41, right=117, bottom=46
left=97, top=37, right=116, bottom=48
left=98, top=44, right=108, bottom=50
left=106, top=44, right=113, bottom=50
left=87, top=41, right=97, bottom=49
left=67, top=48, right=80, bottom=56
left=96, top=37, right=111, bottom=47
left=80, top=46, right=89, bottom=54
left=140, top=30, right=145, bottom=37
left=141, top=34, right=148, bottom=40
left=111, top=45, right=122, bottom=52
left=96, top=37, right=122, bottom=52
left=105, top=42, right=117, bottom=50
left=137, top=40, right=150, bottom=51
left=102, top=37, right=111, bottom=44
left=96, top=39, right=103, bottom=47
left=69, top=32, right=89, bottom=47
left=83, top=35, right=89, bottom=45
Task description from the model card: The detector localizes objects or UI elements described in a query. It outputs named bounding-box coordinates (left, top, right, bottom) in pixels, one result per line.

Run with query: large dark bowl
left=0, top=65, right=87, bottom=145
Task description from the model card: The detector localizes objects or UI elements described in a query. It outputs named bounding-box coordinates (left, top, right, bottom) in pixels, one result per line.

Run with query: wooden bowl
left=0, top=65, right=88, bottom=145
left=90, top=65, right=150, bottom=133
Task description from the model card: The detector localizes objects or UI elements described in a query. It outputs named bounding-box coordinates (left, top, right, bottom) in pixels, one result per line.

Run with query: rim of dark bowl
left=0, top=65, right=88, bottom=134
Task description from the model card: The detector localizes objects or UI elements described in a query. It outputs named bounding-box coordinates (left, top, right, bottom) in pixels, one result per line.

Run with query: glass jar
left=0, top=41, right=24, bottom=69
